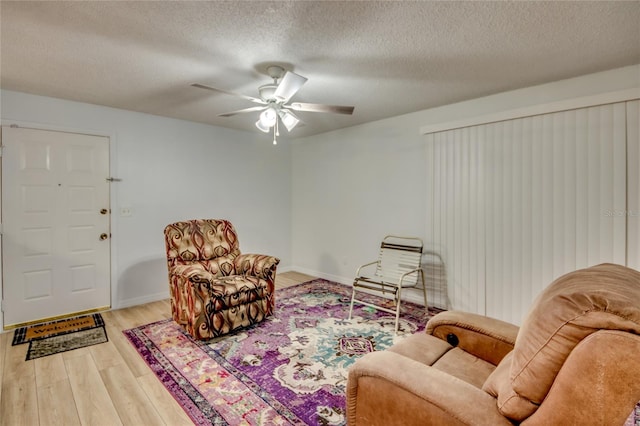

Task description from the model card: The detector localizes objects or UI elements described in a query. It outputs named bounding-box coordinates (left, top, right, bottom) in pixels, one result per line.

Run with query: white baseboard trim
left=115, top=291, right=169, bottom=310
left=288, top=266, right=426, bottom=306
left=288, top=266, right=352, bottom=286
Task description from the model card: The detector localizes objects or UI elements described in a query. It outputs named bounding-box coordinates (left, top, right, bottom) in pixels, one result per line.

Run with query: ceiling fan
left=192, top=65, right=355, bottom=144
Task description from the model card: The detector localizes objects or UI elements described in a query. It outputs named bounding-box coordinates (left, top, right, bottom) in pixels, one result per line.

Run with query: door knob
left=99, top=233, right=109, bottom=241
left=100, top=208, right=108, bottom=215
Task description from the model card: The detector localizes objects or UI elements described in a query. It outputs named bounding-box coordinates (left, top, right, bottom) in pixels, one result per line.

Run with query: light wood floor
left=0, top=271, right=316, bottom=426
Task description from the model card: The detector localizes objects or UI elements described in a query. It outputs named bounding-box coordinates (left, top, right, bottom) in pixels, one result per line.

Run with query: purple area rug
left=124, top=279, right=640, bottom=425
left=124, top=279, right=440, bottom=425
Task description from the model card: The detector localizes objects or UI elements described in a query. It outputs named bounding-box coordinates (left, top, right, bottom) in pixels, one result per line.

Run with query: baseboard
left=288, top=266, right=352, bottom=286
left=115, top=291, right=169, bottom=309
left=288, top=266, right=426, bottom=306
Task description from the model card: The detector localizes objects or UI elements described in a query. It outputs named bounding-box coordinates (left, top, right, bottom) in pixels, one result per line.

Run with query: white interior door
left=2, top=126, right=111, bottom=327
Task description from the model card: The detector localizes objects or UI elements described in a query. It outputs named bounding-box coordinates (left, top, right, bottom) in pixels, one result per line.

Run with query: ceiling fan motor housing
left=258, top=84, right=278, bottom=102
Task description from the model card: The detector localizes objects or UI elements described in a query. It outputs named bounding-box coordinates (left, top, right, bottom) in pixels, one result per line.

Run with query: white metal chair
left=348, top=236, right=428, bottom=333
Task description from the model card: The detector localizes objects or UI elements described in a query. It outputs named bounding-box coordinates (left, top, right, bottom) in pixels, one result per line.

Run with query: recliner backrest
left=164, top=219, right=241, bottom=274
left=483, top=263, right=640, bottom=422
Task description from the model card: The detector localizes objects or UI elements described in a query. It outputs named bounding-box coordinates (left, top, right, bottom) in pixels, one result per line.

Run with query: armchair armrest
left=234, top=254, right=280, bottom=281
left=426, top=311, right=519, bottom=366
left=169, top=263, right=214, bottom=281
left=347, top=351, right=512, bottom=426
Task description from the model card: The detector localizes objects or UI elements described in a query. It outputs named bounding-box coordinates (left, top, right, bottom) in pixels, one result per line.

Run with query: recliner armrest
left=169, top=263, right=213, bottom=281
left=426, top=311, right=519, bottom=366
left=234, top=254, right=280, bottom=281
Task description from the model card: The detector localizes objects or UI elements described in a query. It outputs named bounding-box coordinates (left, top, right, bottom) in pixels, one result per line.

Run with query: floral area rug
left=124, top=279, right=442, bottom=425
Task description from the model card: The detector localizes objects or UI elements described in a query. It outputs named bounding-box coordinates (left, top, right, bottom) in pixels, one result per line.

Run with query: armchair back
left=164, top=219, right=241, bottom=276
left=483, top=263, right=640, bottom=422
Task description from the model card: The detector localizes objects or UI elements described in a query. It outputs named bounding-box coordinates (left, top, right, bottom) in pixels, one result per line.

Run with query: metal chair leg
left=394, top=286, right=402, bottom=334
left=348, top=281, right=357, bottom=320
left=420, top=269, right=428, bottom=315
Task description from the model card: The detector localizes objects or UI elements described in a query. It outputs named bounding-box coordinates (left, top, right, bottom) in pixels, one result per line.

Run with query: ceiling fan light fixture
left=255, top=119, right=270, bottom=133
left=259, top=107, right=278, bottom=127
left=279, top=110, right=300, bottom=132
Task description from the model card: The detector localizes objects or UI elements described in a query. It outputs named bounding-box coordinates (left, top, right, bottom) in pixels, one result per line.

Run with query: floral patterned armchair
left=164, top=219, right=280, bottom=340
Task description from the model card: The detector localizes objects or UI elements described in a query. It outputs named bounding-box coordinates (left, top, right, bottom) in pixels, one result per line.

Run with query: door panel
left=2, top=126, right=111, bottom=327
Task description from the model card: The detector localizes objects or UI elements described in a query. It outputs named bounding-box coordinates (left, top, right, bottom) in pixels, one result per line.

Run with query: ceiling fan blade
left=191, top=83, right=265, bottom=104
left=289, top=102, right=355, bottom=115
left=218, top=106, right=266, bottom=117
left=274, top=71, right=308, bottom=102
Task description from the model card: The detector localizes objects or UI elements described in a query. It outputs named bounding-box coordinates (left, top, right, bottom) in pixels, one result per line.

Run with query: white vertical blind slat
left=627, top=101, right=640, bottom=270
left=613, top=103, right=627, bottom=265
left=575, top=108, right=589, bottom=270
left=599, top=105, right=614, bottom=261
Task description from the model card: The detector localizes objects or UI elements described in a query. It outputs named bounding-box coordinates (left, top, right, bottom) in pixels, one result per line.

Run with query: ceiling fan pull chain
left=273, top=120, right=278, bottom=145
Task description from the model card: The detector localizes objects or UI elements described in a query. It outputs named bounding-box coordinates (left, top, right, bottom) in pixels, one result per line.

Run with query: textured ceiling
left=1, top=1, right=639, bottom=139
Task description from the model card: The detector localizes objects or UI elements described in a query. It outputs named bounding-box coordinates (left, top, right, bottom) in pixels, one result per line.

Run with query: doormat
left=12, top=313, right=105, bottom=345
left=26, top=326, right=108, bottom=360
left=12, top=313, right=108, bottom=360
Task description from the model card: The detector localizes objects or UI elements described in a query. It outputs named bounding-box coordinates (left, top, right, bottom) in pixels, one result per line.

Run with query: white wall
left=0, top=90, right=292, bottom=330
left=291, top=65, right=640, bottom=306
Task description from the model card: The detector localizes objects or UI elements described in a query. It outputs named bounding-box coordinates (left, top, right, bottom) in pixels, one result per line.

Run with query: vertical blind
left=425, top=127, right=485, bottom=313
left=426, top=101, right=633, bottom=324
left=628, top=100, right=640, bottom=271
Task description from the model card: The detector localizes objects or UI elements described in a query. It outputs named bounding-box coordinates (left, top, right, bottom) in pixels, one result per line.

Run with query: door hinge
left=0, top=145, right=3, bottom=157
left=0, top=223, right=3, bottom=235
left=1, top=300, right=4, bottom=313
left=106, top=177, right=122, bottom=182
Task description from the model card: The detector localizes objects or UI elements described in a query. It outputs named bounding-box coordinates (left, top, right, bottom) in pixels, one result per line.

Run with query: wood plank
left=103, top=317, right=153, bottom=378
left=1, top=372, right=39, bottom=426
left=147, top=299, right=172, bottom=319
left=65, top=352, right=122, bottom=426
left=60, top=346, right=92, bottom=361
left=100, top=364, right=164, bottom=425
left=37, top=379, right=81, bottom=426
left=276, top=271, right=315, bottom=289
left=34, top=353, right=67, bottom=388
left=137, top=373, right=193, bottom=426
left=89, top=338, right=125, bottom=371
left=1, top=334, right=38, bottom=426
left=113, top=306, right=151, bottom=328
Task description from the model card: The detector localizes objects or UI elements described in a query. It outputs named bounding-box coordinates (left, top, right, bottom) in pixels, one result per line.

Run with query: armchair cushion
left=190, top=272, right=272, bottom=308
left=388, top=333, right=495, bottom=388
left=347, top=351, right=512, bottom=426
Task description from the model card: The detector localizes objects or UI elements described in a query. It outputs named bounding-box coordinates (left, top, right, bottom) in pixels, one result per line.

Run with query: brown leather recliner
left=347, top=263, right=640, bottom=425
